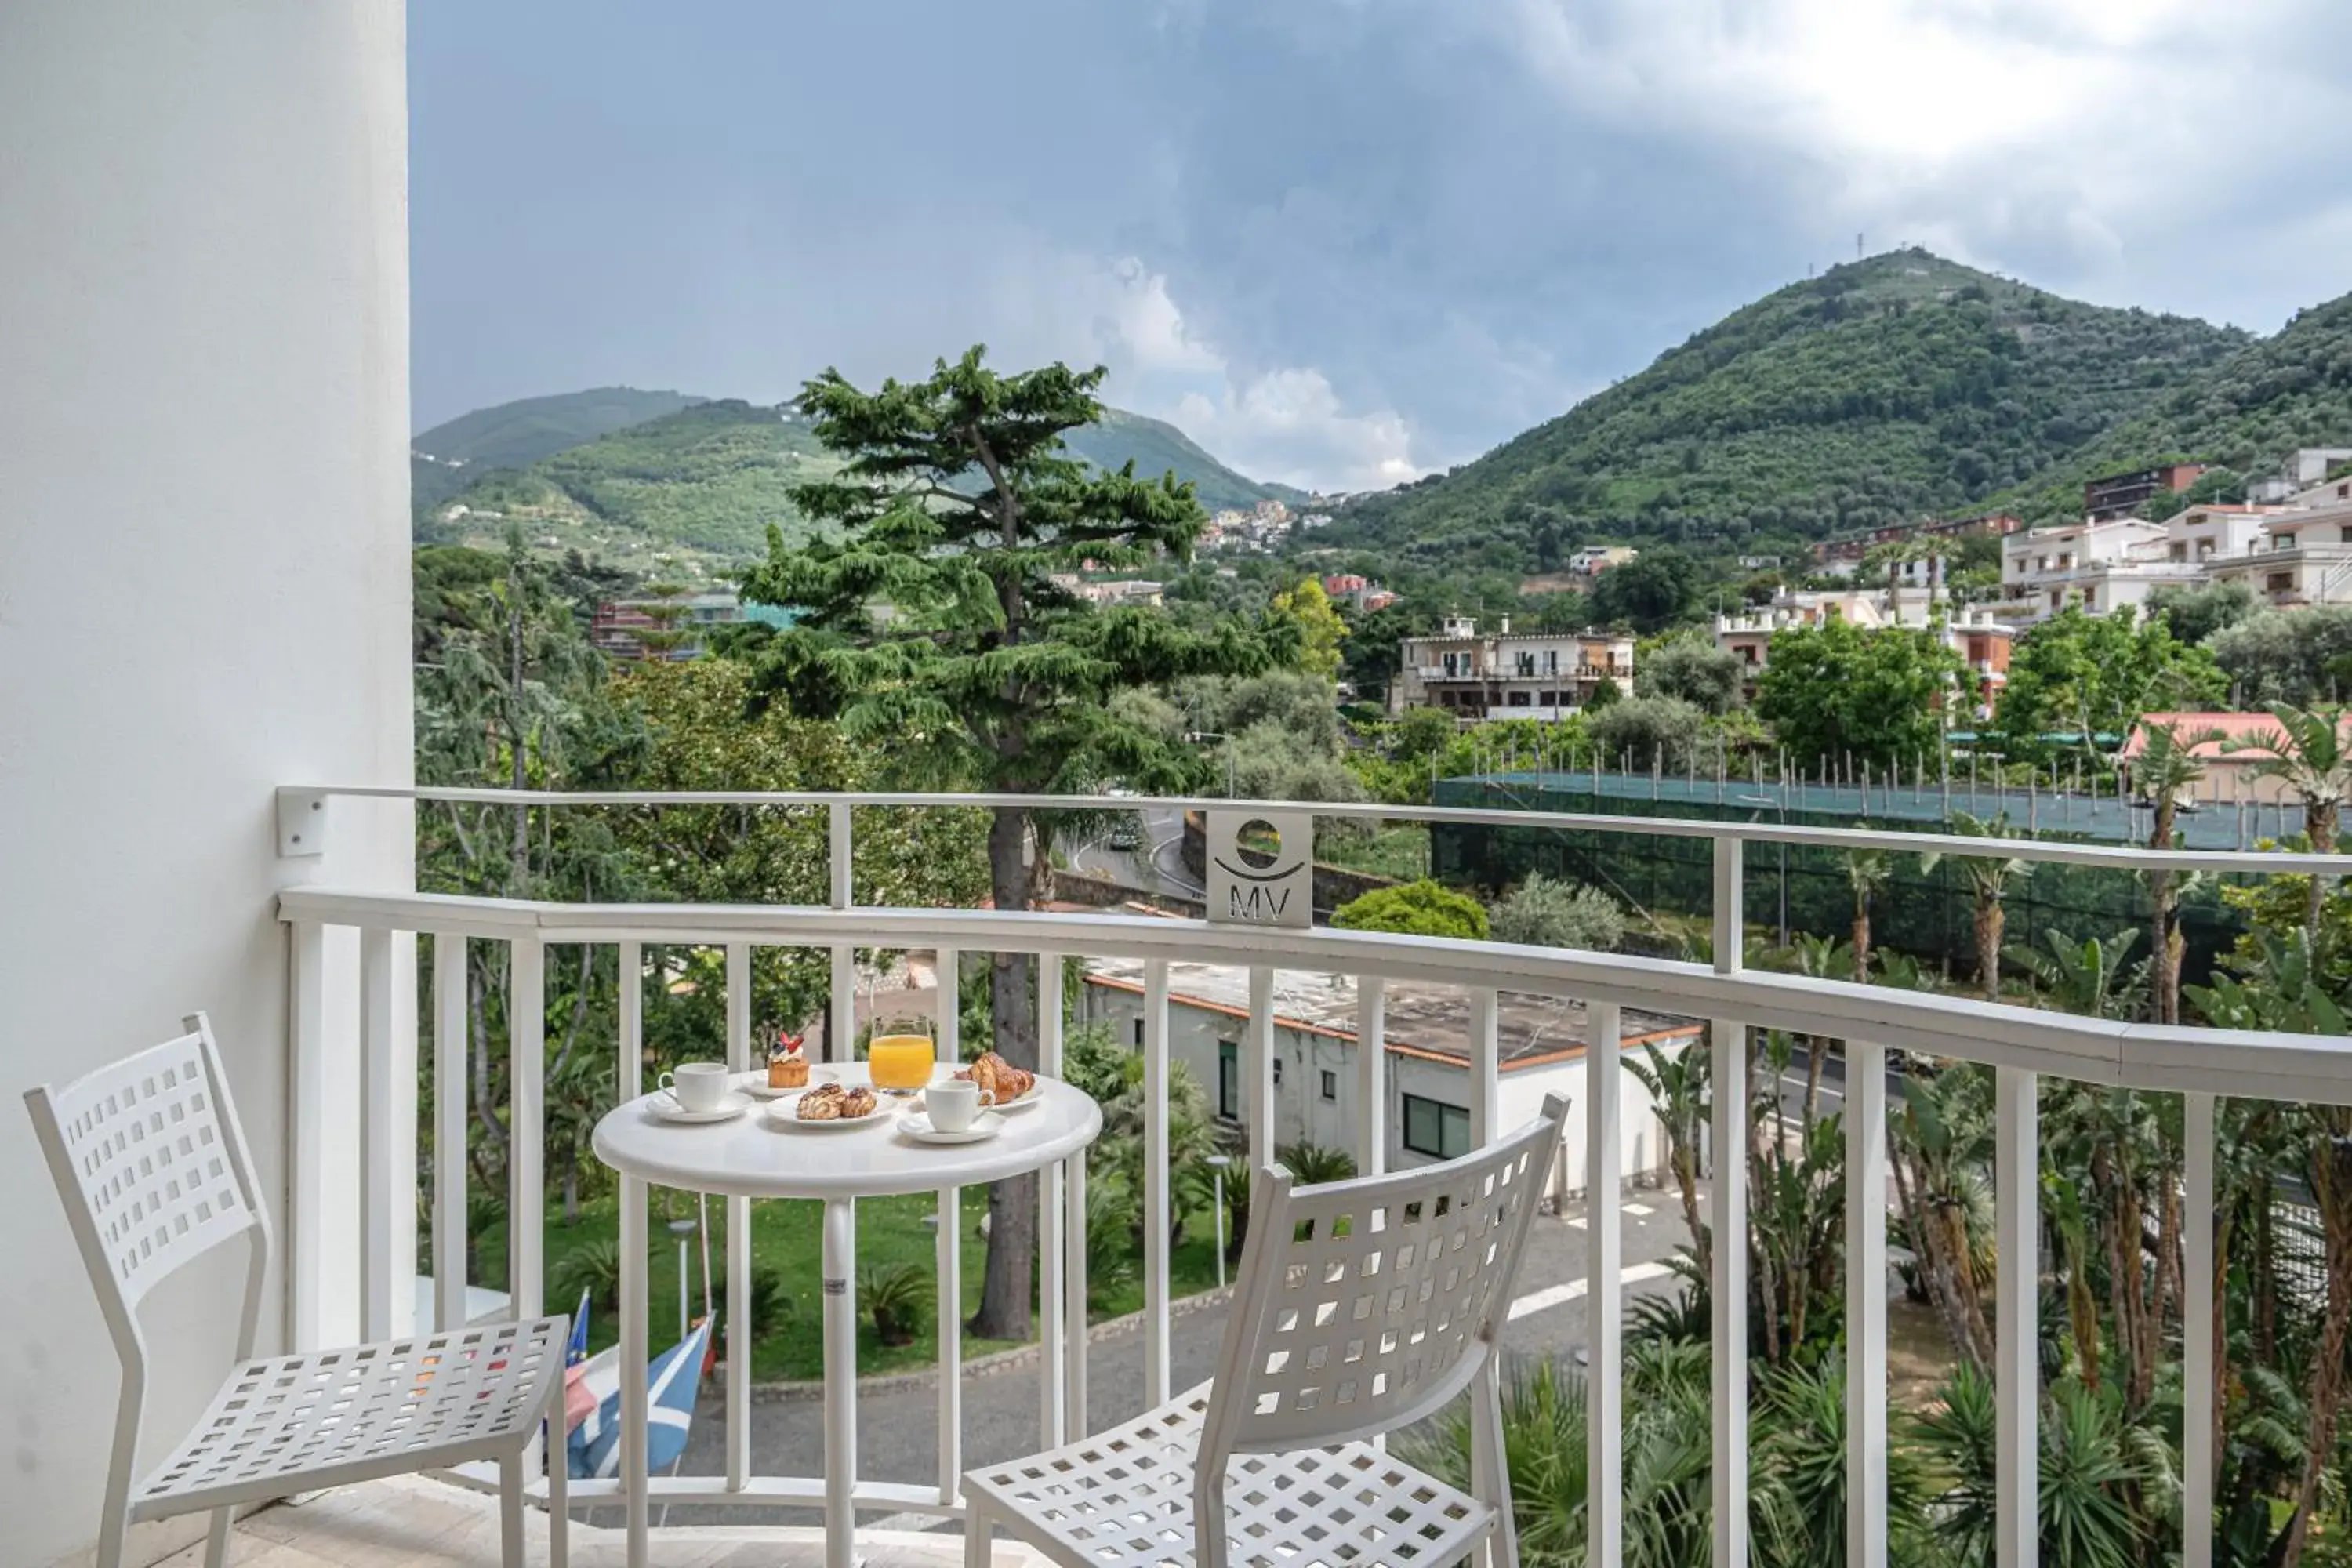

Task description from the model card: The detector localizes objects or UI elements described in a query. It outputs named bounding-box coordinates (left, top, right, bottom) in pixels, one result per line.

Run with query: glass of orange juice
left=867, top=1014, right=936, bottom=1097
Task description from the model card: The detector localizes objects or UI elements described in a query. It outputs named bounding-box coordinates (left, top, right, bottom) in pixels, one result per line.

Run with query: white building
left=1715, top=594, right=2014, bottom=712
left=1078, top=958, right=1694, bottom=1196
left=1393, top=615, right=1636, bottom=720
left=1998, top=499, right=2352, bottom=622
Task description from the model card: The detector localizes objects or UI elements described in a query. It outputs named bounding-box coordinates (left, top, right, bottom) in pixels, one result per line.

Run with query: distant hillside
left=413, top=387, right=1302, bottom=580
left=412, top=387, right=707, bottom=512
left=1065, top=408, right=1309, bottom=512
left=417, top=400, right=837, bottom=583
left=1334, top=249, right=2248, bottom=568
left=1994, top=291, right=2352, bottom=520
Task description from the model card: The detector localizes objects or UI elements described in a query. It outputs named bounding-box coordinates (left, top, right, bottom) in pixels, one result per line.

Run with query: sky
left=409, top=0, right=2352, bottom=495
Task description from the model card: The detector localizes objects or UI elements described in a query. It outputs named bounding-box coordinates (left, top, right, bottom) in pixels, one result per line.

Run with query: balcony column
left=1995, top=1065, right=2038, bottom=1568
left=2186, top=1092, right=2216, bottom=1568
left=1846, top=1040, right=1888, bottom=1567
left=1711, top=836, right=1749, bottom=1568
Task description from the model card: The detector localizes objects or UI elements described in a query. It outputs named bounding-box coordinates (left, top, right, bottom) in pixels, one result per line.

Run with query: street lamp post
left=1206, top=1153, right=1233, bottom=1290
left=667, top=1217, right=698, bottom=1341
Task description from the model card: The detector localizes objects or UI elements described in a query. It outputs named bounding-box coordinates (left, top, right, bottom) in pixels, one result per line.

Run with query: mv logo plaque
left=1205, top=809, right=1313, bottom=928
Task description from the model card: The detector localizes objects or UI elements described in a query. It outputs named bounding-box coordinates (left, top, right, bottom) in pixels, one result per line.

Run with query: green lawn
left=1316, top=823, right=1429, bottom=881
left=473, top=1186, right=1231, bottom=1381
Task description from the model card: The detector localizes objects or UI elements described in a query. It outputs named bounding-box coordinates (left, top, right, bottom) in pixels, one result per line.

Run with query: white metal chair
left=24, top=1012, right=572, bottom=1568
left=964, top=1094, right=1568, bottom=1568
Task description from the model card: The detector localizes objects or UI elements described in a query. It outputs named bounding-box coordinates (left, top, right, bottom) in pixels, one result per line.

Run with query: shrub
left=860, top=1261, right=927, bottom=1345
left=550, top=1238, right=627, bottom=1314
left=1587, top=695, right=1705, bottom=771
left=1491, top=873, right=1627, bottom=953
left=1331, top=880, right=1490, bottom=941
left=1276, top=1142, right=1357, bottom=1185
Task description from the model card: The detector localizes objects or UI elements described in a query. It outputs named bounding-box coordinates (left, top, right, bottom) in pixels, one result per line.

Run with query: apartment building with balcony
left=1999, top=500, right=2352, bottom=621
left=1392, top=614, right=1636, bottom=719
left=2085, top=461, right=2207, bottom=521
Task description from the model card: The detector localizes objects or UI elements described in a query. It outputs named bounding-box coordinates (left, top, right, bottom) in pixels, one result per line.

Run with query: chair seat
left=131, top=1317, right=569, bottom=1520
left=964, top=1382, right=1495, bottom=1568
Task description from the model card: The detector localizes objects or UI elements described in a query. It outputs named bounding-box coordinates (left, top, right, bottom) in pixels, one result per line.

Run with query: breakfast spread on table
left=960, top=1051, right=1036, bottom=1104
left=765, top=1026, right=810, bottom=1090
left=794, top=1081, right=879, bottom=1121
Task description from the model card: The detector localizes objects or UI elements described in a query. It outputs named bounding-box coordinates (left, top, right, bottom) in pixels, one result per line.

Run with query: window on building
left=1544, top=649, right=1559, bottom=674
left=1515, top=652, right=1536, bottom=677
left=1402, top=1094, right=1470, bottom=1160
left=1320, top=1069, right=1338, bottom=1102
left=1272, top=1058, right=1283, bottom=1084
left=1131, top=1016, right=1144, bottom=1047
left=2277, top=534, right=2299, bottom=550
left=2339, top=526, right=2352, bottom=544
left=1506, top=691, right=1531, bottom=707
left=1217, top=1040, right=1239, bottom=1120
left=2269, top=572, right=2295, bottom=594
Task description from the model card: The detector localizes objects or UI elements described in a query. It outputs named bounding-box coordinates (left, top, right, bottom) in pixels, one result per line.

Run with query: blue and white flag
left=569, top=1317, right=712, bottom=1481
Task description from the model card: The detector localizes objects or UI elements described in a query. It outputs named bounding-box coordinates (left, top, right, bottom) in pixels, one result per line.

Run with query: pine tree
left=733, top=347, right=1283, bottom=1338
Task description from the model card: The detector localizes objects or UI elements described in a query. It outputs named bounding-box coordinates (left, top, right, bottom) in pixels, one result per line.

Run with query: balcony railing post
left=1846, top=1039, right=1888, bottom=1568
left=1995, top=1065, right=2038, bottom=1568
left=2187, top=1092, right=2216, bottom=1568
left=1247, top=965, right=1276, bottom=1175
left=935, top=944, right=962, bottom=1505
left=1355, top=976, right=1386, bottom=1178
left=725, top=942, right=752, bottom=1491
left=358, top=926, right=395, bottom=1345
left=829, top=800, right=853, bottom=1064
left=433, top=933, right=469, bottom=1334
left=1468, top=989, right=1500, bottom=1149
left=1711, top=833, right=1748, bottom=1568
left=1037, top=955, right=1069, bottom=1447
left=509, top=937, right=545, bottom=1325
left=1584, top=1000, right=1623, bottom=1568
left=1145, top=959, right=1173, bottom=1405
left=288, top=917, right=328, bottom=1352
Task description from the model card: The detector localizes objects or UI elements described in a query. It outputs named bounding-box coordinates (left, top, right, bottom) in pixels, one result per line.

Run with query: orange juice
left=869, top=1032, right=935, bottom=1094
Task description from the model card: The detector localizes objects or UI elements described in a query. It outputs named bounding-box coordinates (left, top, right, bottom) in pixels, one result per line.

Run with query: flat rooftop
left=1083, top=956, right=1697, bottom=1073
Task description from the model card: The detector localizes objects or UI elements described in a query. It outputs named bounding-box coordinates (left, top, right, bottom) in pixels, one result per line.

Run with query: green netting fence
left=1429, top=771, right=2294, bottom=988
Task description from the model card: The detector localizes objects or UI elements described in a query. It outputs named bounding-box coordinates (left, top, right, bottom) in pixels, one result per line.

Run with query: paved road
left=1064, top=805, right=1204, bottom=902
left=655, top=1183, right=1691, bottom=1531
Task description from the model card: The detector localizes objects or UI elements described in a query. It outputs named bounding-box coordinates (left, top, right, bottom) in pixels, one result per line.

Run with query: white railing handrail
left=276, top=885, right=2352, bottom=1106
left=289, top=784, right=2342, bottom=875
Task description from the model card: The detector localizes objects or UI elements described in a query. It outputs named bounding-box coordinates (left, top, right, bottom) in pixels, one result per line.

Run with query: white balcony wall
left=0, top=7, right=413, bottom=1563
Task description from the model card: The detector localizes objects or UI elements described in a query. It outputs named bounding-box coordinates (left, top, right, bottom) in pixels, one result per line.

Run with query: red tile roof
left=2120, top=711, right=2302, bottom=762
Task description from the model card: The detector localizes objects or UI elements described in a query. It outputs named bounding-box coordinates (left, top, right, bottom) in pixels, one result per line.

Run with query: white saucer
left=737, top=1067, right=835, bottom=1100
left=900, top=1110, right=1005, bottom=1145
left=764, top=1090, right=887, bottom=1130
left=647, top=1090, right=751, bottom=1124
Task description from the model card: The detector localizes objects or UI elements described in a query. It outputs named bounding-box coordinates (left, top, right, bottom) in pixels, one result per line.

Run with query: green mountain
left=417, top=400, right=840, bottom=583
left=1994, top=291, right=2352, bottom=520
left=412, top=387, right=706, bottom=512
left=1064, top=408, right=1309, bottom=513
left=415, top=390, right=1305, bottom=581
left=1334, top=249, right=2250, bottom=568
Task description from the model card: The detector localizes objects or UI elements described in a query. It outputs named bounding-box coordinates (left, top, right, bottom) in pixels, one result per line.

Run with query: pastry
left=839, top=1086, right=879, bottom=1120
left=963, top=1051, right=1037, bottom=1104
left=767, top=1028, right=809, bottom=1090
left=797, top=1083, right=847, bottom=1121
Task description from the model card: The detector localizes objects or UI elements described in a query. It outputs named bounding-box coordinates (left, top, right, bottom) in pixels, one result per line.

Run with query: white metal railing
left=274, top=787, right=2352, bottom=1567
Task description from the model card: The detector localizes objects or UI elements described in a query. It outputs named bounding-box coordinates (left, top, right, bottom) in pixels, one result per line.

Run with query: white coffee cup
left=926, top=1077, right=994, bottom=1134
left=659, top=1061, right=731, bottom=1113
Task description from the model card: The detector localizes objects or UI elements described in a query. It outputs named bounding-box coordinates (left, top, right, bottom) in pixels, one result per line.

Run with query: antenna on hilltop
left=1857, top=232, right=1864, bottom=260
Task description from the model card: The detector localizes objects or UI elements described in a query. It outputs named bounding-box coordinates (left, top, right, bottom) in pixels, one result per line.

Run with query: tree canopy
left=1754, top=618, right=1962, bottom=768
left=1994, top=604, right=2225, bottom=758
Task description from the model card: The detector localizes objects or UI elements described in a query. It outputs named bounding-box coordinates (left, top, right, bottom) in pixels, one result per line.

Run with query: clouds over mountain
left=410, top=0, right=2352, bottom=493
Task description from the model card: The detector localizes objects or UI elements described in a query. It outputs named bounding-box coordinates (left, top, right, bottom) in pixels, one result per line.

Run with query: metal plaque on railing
left=1205, top=809, right=1313, bottom=927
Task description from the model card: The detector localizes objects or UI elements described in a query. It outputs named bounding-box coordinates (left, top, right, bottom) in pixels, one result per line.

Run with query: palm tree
left=1922, top=811, right=2030, bottom=1001
left=2225, top=702, right=2352, bottom=930
left=1846, top=848, right=1893, bottom=982
left=1861, top=537, right=1932, bottom=626
left=2128, top=719, right=2221, bottom=1024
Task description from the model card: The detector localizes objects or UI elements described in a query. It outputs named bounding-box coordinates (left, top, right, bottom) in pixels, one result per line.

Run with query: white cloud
left=993, top=250, right=1432, bottom=493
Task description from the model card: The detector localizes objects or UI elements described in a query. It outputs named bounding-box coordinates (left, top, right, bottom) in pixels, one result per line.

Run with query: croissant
left=967, top=1051, right=1036, bottom=1102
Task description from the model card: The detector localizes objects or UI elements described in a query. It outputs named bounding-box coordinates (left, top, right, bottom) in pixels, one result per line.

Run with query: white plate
left=646, top=1090, right=751, bottom=1125
left=935, top=1076, right=1043, bottom=1112
left=764, top=1089, right=888, bottom=1130
left=737, top=1067, right=835, bottom=1101
left=900, top=1110, right=1006, bottom=1145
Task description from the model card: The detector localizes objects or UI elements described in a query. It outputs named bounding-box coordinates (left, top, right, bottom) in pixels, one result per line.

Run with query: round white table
left=591, top=1066, right=1101, bottom=1568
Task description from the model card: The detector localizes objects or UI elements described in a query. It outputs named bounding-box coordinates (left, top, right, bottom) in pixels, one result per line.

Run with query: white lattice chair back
left=25, top=1014, right=267, bottom=1334
left=1200, top=1094, right=1567, bottom=1462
